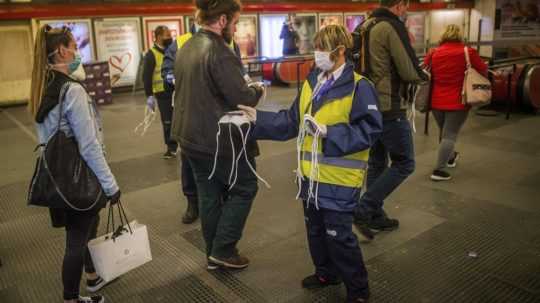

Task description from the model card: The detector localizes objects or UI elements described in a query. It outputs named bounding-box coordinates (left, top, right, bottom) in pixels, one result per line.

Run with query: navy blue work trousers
left=303, top=204, right=369, bottom=300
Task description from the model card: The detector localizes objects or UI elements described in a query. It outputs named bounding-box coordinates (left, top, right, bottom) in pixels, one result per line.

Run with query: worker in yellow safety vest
left=236, top=25, right=382, bottom=303
left=142, top=25, right=177, bottom=159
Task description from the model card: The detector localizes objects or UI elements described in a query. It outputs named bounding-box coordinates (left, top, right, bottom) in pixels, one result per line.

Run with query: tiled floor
left=1, top=87, right=539, bottom=302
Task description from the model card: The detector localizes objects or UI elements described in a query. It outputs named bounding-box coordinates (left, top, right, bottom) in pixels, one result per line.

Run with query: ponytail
left=28, top=25, right=73, bottom=118
left=28, top=25, right=49, bottom=118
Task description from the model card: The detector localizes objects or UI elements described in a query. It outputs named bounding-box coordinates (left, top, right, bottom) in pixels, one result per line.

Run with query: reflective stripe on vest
left=302, top=151, right=368, bottom=170
left=150, top=47, right=164, bottom=94
left=298, top=72, right=370, bottom=188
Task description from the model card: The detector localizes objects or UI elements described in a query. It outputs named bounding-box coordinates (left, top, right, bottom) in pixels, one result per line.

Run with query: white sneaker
left=86, top=276, right=107, bottom=293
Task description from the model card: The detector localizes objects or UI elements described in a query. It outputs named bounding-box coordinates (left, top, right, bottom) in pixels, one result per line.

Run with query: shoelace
left=134, top=107, right=157, bottom=136
left=209, top=116, right=270, bottom=190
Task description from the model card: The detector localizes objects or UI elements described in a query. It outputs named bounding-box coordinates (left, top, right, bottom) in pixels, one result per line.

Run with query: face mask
left=68, top=50, right=82, bottom=75
left=70, top=62, right=86, bottom=81
left=314, top=50, right=335, bottom=71
left=162, top=38, right=173, bottom=48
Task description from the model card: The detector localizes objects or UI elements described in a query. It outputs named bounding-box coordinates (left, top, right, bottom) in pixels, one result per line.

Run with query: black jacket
left=171, top=29, right=262, bottom=159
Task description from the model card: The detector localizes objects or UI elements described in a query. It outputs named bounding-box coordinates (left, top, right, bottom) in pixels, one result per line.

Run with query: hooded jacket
left=361, top=8, right=426, bottom=120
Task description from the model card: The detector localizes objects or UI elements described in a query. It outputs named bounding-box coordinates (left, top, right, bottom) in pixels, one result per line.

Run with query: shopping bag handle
left=106, top=200, right=133, bottom=241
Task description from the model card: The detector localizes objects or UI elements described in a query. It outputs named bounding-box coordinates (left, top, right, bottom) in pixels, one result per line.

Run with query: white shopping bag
left=88, top=220, right=152, bottom=282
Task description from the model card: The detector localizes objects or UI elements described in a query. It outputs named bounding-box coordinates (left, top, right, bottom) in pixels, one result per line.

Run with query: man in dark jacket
left=171, top=0, right=264, bottom=270
left=353, top=0, right=427, bottom=239
left=142, top=26, right=176, bottom=159
left=161, top=19, right=247, bottom=225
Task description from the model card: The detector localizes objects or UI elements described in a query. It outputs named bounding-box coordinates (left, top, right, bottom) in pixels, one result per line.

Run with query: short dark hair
left=154, top=26, right=168, bottom=39
left=195, top=0, right=242, bottom=25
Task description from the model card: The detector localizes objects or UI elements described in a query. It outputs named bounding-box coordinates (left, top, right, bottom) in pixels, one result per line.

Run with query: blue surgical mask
left=68, top=50, right=82, bottom=74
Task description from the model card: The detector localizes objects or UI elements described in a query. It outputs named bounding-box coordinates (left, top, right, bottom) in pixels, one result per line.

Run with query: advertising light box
left=39, top=19, right=95, bottom=64
left=260, top=14, right=287, bottom=58
left=94, top=18, right=142, bottom=87
left=319, top=14, right=344, bottom=29
left=235, top=15, right=258, bottom=58
left=143, top=17, right=184, bottom=50
left=345, top=14, right=366, bottom=33
left=294, top=14, right=317, bottom=55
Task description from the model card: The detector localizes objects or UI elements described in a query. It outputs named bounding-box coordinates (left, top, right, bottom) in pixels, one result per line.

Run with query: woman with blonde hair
left=425, top=24, right=487, bottom=181
left=238, top=25, right=382, bottom=303
left=29, top=25, right=121, bottom=303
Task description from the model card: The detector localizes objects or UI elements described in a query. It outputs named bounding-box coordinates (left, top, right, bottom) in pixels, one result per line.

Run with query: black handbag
left=27, top=83, right=107, bottom=211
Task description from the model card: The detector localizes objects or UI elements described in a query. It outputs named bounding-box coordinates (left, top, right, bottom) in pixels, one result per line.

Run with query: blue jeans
left=304, top=204, right=369, bottom=300
left=356, top=118, right=415, bottom=219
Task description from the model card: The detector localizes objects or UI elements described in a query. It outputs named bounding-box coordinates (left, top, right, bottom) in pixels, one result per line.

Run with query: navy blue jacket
left=252, top=63, right=383, bottom=212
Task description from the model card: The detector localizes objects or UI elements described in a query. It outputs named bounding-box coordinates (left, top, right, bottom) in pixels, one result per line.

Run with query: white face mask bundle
left=295, top=114, right=326, bottom=210
left=134, top=106, right=157, bottom=136
left=208, top=112, right=271, bottom=190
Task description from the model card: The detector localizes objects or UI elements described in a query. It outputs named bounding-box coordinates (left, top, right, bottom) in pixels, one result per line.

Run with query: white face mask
left=314, top=51, right=334, bottom=72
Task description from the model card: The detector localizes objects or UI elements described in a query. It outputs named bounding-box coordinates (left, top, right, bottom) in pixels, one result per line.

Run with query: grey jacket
left=362, top=8, right=426, bottom=120
left=171, top=29, right=262, bottom=158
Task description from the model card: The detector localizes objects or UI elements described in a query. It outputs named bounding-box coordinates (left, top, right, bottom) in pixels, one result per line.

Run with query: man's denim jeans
left=355, top=118, right=415, bottom=219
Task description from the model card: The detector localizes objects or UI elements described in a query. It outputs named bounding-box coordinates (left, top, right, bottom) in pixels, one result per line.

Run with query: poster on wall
left=293, top=14, right=317, bottom=54
left=406, top=13, right=426, bottom=53
left=260, top=15, right=287, bottom=58
left=319, top=14, right=344, bottom=29
left=235, top=15, right=258, bottom=58
left=39, top=19, right=94, bottom=63
left=344, top=14, right=366, bottom=33
left=94, top=18, right=142, bottom=87
left=143, top=17, right=183, bottom=50
left=496, top=0, right=540, bottom=39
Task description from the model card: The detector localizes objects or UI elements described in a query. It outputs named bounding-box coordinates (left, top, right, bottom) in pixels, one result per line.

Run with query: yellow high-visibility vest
left=298, top=72, right=370, bottom=188
left=150, top=46, right=165, bottom=94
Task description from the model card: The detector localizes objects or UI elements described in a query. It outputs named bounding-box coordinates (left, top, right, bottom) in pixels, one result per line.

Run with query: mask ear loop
left=227, top=122, right=237, bottom=186
left=134, top=107, right=156, bottom=136
left=208, top=123, right=222, bottom=180
left=240, top=122, right=271, bottom=189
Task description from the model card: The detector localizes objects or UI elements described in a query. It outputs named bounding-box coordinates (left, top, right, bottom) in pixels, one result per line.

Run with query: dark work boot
left=182, top=196, right=199, bottom=224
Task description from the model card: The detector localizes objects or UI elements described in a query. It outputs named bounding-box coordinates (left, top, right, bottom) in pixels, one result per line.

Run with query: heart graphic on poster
left=109, top=53, right=132, bottom=73
left=109, top=52, right=132, bottom=85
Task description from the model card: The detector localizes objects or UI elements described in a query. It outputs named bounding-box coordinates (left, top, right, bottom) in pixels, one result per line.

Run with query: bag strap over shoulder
left=464, top=46, right=471, bottom=69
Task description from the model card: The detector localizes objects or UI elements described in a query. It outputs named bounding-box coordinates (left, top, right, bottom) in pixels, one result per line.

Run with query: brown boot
left=182, top=196, right=199, bottom=224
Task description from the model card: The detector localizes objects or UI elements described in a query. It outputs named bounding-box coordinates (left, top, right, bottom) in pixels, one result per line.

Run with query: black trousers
left=180, top=152, right=198, bottom=199
left=62, top=210, right=100, bottom=300
left=304, top=204, right=369, bottom=300
left=156, top=94, right=178, bottom=152
left=187, top=155, right=258, bottom=258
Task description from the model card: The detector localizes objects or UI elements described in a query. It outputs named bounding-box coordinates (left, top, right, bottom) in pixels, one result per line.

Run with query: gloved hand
left=147, top=96, right=156, bottom=111
left=304, top=114, right=327, bottom=137
left=165, top=73, right=175, bottom=86
left=237, top=105, right=257, bottom=123
left=108, top=189, right=121, bottom=205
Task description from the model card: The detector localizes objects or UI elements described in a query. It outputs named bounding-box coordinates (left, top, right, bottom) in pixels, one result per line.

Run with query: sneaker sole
left=369, top=225, right=399, bottom=232
left=209, top=256, right=249, bottom=269
left=447, top=154, right=459, bottom=168
left=430, top=175, right=452, bottom=181
left=86, top=281, right=107, bottom=293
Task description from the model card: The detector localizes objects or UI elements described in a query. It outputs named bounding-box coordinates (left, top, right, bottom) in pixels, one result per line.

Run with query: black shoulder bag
left=27, top=83, right=107, bottom=211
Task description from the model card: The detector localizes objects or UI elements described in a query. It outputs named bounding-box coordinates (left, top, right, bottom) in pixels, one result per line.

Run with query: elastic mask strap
left=227, top=123, right=237, bottom=186
left=296, top=124, right=306, bottom=200
left=208, top=123, right=222, bottom=180
left=134, top=107, right=156, bottom=136
left=240, top=123, right=271, bottom=189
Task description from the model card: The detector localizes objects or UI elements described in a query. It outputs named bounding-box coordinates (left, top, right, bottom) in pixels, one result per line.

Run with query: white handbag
left=462, top=46, right=491, bottom=106
left=88, top=203, right=152, bottom=282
